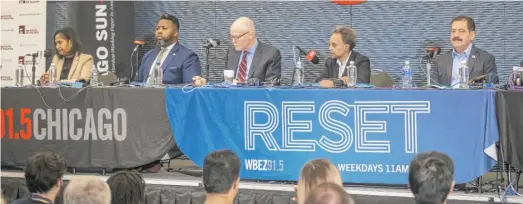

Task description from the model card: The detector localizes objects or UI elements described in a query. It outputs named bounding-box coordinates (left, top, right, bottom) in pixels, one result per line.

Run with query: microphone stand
left=205, top=47, right=210, bottom=79
left=425, top=56, right=432, bottom=87
left=31, top=54, right=37, bottom=85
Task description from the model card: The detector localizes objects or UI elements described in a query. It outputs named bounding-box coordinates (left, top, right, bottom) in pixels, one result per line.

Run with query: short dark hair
left=203, top=150, right=240, bottom=194
left=53, top=27, right=83, bottom=58
left=409, top=151, right=454, bottom=204
left=107, top=170, right=146, bottom=204
left=305, top=182, right=354, bottom=204
left=25, top=152, right=67, bottom=193
left=451, top=16, right=476, bottom=32
left=159, top=14, right=180, bottom=31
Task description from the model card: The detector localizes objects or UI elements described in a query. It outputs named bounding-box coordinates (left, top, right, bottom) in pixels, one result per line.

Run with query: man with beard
left=433, top=16, right=498, bottom=87
left=137, top=14, right=201, bottom=84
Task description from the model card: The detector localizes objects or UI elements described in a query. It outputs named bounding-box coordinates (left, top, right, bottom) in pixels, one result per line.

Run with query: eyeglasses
left=229, top=31, right=250, bottom=41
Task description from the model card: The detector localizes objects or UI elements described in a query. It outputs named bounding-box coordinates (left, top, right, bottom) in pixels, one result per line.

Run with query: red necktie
left=237, top=51, right=248, bottom=82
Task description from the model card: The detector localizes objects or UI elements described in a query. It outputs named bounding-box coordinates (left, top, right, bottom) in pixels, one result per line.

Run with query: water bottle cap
left=405, top=60, right=410, bottom=64
left=460, top=60, right=467, bottom=64
left=349, top=61, right=355, bottom=65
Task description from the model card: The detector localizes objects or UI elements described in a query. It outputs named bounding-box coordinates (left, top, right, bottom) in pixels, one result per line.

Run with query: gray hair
left=64, top=176, right=111, bottom=204
left=332, top=26, right=357, bottom=50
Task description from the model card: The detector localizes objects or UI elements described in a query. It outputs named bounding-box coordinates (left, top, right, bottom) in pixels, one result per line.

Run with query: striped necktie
left=237, top=51, right=248, bottom=82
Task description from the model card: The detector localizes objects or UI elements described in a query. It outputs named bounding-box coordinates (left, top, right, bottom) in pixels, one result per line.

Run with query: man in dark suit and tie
left=137, top=14, right=201, bottom=84
left=193, top=17, right=281, bottom=85
left=433, top=16, right=498, bottom=87
left=316, top=26, right=371, bottom=88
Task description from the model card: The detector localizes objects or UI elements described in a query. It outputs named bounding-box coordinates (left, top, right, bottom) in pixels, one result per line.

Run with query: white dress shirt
left=336, top=51, right=352, bottom=79
left=147, top=42, right=176, bottom=83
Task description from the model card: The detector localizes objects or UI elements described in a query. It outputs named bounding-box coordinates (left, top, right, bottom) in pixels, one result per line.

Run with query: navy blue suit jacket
left=137, top=42, right=201, bottom=84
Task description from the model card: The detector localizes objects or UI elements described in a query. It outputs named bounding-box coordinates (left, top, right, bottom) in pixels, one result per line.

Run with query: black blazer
left=315, top=50, right=371, bottom=83
left=225, top=40, right=282, bottom=82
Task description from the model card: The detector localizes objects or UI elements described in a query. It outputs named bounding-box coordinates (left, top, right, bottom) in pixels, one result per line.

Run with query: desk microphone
left=295, top=46, right=319, bottom=64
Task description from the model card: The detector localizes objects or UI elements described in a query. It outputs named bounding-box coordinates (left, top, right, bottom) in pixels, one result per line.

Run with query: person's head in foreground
left=409, top=151, right=455, bottom=204
left=24, top=152, right=67, bottom=203
left=106, top=170, right=146, bottom=204
left=63, top=176, right=111, bottom=204
left=297, top=159, right=343, bottom=204
left=304, top=182, right=354, bottom=204
left=203, top=150, right=241, bottom=204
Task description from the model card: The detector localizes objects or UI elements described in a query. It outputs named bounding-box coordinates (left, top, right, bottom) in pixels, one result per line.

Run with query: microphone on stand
left=129, top=37, right=146, bottom=82
left=133, top=39, right=145, bottom=52
left=295, top=46, right=319, bottom=64
left=25, top=49, right=52, bottom=85
left=203, top=39, right=221, bottom=80
left=203, top=39, right=220, bottom=49
left=423, top=46, right=440, bottom=87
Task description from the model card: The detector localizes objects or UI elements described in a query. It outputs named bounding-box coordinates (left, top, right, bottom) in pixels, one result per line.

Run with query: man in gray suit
left=433, top=16, right=498, bottom=87
left=193, top=17, right=281, bottom=85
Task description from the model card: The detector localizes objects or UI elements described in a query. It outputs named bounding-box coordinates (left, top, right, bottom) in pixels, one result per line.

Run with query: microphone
left=426, top=47, right=441, bottom=59
left=295, top=46, right=319, bottom=64
left=203, top=39, right=220, bottom=49
left=133, top=38, right=145, bottom=52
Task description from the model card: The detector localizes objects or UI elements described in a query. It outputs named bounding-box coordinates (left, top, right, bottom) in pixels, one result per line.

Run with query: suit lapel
left=249, top=41, right=262, bottom=78
left=444, top=52, right=453, bottom=85
left=332, top=60, right=340, bottom=78
left=161, top=43, right=180, bottom=71
left=467, top=46, right=478, bottom=75
left=55, top=56, right=65, bottom=79
left=68, top=53, right=80, bottom=79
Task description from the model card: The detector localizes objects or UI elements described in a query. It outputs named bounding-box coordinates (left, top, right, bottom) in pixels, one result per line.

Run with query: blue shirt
left=451, top=43, right=473, bottom=87
left=236, top=40, right=258, bottom=80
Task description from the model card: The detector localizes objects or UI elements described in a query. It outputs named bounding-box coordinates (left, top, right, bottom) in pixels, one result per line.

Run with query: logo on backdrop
left=20, top=43, right=39, bottom=48
left=244, top=100, right=430, bottom=154
left=18, top=56, right=40, bottom=65
left=0, top=76, right=14, bottom=81
left=0, top=45, right=14, bottom=50
left=19, top=0, right=40, bottom=4
left=18, top=25, right=39, bottom=34
left=1, top=28, right=15, bottom=32
left=93, top=2, right=115, bottom=72
left=1, top=108, right=128, bottom=141
left=19, top=13, right=40, bottom=17
left=1, top=15, right=14, bottom=20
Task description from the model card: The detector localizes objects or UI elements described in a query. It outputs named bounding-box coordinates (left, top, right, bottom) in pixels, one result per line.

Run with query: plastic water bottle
left=402, top=60, right=412, bottom=88
left=16, top=64, right=24, bottom=86
left=346, top=61, right=357, bottom=87
left=48, top=63, right=57, bottom=85
left=154, top=62, right=163, bottom=84
left=458, top=60, right=469, bottom=89
left=90, top=65, right=99, bottom=87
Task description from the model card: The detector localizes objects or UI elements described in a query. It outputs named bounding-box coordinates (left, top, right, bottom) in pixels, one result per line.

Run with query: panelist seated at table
left=40, top=27, right=93, bottom=84
left=193, top=17, right=282, bottom=86
left=316, top=26, right=370, bottom=88
left=433, top=15, right=499, bottom=87
left=137, top=14, right=202, bottom=84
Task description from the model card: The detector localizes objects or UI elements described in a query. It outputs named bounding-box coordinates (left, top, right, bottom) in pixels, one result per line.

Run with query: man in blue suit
left=137, top=14, right=201, bottom=84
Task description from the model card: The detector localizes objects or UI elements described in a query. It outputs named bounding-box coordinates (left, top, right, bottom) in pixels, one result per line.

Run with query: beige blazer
left=49, top=52, right=93, bottom=82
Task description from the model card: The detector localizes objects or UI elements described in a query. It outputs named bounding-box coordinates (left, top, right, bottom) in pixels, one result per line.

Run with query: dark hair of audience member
left=106, top=170, right=146, bottom=204
left=24, top=152, right=67, bottom=193
left=409, top=151, right=455, bottom=204
left=203, top=150, right=241, bottom=193
left=305, top=182, right=354, bottom=204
